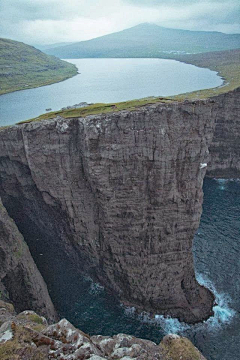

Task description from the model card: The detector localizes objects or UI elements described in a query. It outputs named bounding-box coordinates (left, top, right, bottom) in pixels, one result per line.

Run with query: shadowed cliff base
left=0, top=198, right=57, bottom=322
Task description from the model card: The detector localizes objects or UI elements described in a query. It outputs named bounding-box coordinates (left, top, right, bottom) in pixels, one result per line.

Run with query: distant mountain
left=44, top=23, right=240, bottom=59
left=35, top=42, right=74, bottom=51
left=0, top=38, right=77, bottom=95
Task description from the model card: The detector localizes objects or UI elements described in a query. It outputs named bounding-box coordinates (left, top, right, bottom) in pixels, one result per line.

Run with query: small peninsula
left=0, top=38, right=77, bottom=95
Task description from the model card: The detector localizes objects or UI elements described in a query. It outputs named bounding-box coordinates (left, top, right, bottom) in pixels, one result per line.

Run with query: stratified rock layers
left=0, top=97, right=220, bottom=323
left=207, top=87, right=240, bottom=177
left=0, top=198, right=57, bottom=321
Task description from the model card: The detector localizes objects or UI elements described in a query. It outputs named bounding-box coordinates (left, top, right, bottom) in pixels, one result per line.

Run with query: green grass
left=17, top=313, right=44, bottom=324
left=28, top=314, right=44, bottom=324
left=17, top=97, right=174, bottom=124
left=159, top=337, right=203, bottom=360
left=0, top=324, right=46, bottom=360
left=0, top=38, right=78, bottom=95
left=2, top=48, right=240, bottom=127
left=171, top=49, right=240, bottom=99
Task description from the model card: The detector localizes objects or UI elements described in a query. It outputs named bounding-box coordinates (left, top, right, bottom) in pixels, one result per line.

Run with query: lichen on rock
left=0, top=301, right=207, bottom=360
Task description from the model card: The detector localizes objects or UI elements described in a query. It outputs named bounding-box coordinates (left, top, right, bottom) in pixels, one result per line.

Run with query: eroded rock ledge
left=0, top=301, right=206, bottom=360
left=0, top=88, right=239, bottom=323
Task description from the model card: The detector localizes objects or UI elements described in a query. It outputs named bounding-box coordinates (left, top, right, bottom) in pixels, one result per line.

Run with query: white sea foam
left=196, top=273, right=235, bottom=328
left=213, top=177, right=240, bottom=189
left=214, top=178, right=228, bottom=190
left=155, top=274, right=235, bottom=335
left=123, top=273, right=235, bottom=336
left=89, top=281, right=104, bottom=295
left=154, top=315, right=190, bottom=334
left=124, top=306, right=136, bottom=316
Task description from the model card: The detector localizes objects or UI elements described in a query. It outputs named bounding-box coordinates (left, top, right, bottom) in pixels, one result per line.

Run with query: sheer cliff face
left=0, top=198, right=57, bottom=321
left=0, top=99, right=217, bottom=323
left=207, top=87, right=240, bottom=178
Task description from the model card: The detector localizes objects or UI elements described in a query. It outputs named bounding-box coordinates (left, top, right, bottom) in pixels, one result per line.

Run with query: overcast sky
left=0, top=0, right=239, bottom=45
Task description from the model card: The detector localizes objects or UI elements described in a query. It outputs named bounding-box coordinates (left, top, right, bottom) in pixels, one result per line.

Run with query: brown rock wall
left=0, top=198, right=57, bottom=321
left=207, top=87, right=240, bottom=177
left=0, top=98, right=218, bottom=322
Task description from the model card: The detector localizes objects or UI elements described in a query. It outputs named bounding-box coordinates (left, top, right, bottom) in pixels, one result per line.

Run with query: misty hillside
left=0, top=38, right=77, bottom=95
left=44, top=23, right=240, bottom=59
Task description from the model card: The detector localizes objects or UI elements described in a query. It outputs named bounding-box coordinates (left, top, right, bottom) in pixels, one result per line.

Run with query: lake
left=0, top=58, right=237, bottom=359
left=0, top=58, right=223, bottom=126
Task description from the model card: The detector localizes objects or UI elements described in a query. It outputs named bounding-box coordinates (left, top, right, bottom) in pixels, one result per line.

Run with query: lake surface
left=26, top=178, right=240, bottom=360
left=0, top=58, right=223, bottom=126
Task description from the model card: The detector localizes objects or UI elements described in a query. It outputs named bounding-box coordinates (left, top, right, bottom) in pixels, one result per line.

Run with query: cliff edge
left=0, top=96, right=220, bottom=323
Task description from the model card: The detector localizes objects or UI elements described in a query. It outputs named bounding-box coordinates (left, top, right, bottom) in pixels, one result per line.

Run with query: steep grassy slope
left=45, top=23, right=240, bottom=59
left=0, top=38, right=77, bottom=95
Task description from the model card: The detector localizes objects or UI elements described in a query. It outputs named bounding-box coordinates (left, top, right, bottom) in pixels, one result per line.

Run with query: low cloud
left=0, top=0, right=239, bottom=45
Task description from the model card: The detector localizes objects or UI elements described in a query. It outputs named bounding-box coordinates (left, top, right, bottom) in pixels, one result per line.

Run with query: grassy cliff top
left=0, top=38, right=77, bottom=95
left=1, top=47, right=239, bottom=127
left=17, top=97, right=174, bottom=125
left=17, top=48, right=240, bottom=125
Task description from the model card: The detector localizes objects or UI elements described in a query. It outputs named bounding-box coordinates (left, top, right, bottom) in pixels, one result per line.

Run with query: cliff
left=0, top=198, right=57, bottom=322
left=0, top=300, right=206, bottom=360
left=207, top=87, right=240, bottom=177
left=0, top=97, right=220, bottom=323
left=0, top=86, right=239, bottom=323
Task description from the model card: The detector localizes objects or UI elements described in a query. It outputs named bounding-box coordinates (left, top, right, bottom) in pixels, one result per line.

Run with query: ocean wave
left=123, top=273, right=235, bottom=335
left=196, top=273, right=235, bottom=329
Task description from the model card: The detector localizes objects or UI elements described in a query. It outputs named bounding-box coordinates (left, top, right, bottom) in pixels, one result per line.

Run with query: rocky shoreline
left=0, top=300, right=206, bottom=360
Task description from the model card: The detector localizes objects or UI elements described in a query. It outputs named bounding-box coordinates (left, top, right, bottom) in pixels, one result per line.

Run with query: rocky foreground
left=0, top=301, right=206, bottom=360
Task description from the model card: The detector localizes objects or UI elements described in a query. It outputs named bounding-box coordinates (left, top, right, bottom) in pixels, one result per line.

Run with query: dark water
left=29, top=178, right=240, bottom=360
left=0, top=58, right=223, bottom=126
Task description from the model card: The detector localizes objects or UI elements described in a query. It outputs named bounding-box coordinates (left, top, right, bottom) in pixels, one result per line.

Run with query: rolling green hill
left=45, top=23, right=240, bottom=59
left=0, top=38, right=77, bottom=95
